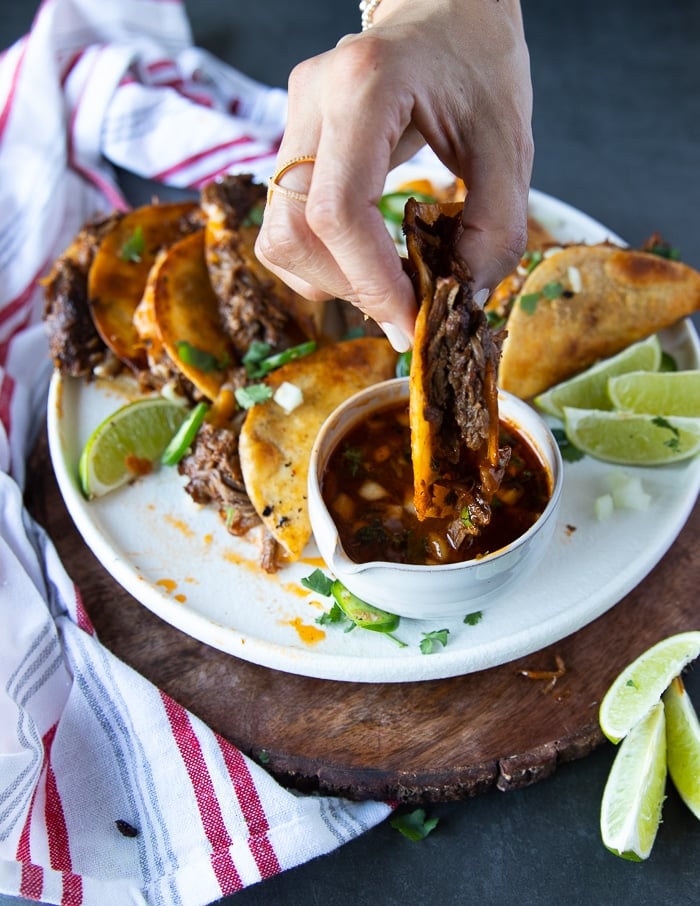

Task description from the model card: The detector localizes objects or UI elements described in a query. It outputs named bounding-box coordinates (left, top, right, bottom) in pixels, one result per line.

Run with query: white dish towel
left=0, top=2, right=391, bottom=904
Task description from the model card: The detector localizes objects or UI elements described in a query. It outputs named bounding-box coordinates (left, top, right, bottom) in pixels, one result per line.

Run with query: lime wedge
left=563, top=407, right=700, bottom=465
left=599, top=632, right=700, bottom=743
left=608, top=370, right=700, bottom=417
left=79, top=397, right=188, bottom=498
left=534, top=334, right=661, bottom=417
left=663, top=675, right=700, bottom=819
left=600, top=701, right=667, bottom=862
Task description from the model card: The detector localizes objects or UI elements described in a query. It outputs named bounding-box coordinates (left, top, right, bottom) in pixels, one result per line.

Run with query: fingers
left=256, top=40, right=419, bottom=350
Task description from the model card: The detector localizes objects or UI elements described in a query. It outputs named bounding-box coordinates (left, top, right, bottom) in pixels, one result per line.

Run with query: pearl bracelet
left=359, top=0, right=383, bottom=31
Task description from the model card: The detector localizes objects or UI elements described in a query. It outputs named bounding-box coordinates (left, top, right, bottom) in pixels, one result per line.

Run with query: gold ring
left=267, top=155, right=316, bottom=205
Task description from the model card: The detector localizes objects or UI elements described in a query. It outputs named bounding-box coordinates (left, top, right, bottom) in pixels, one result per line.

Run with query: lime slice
left=608, top=370, right=700, bottom=417
left=563, top=407, right=700, bottom=465
left=534, top=334, right=661, bottom=417
left=79, top=397, right=188, bottom=498
left=663, top=675, right=700, bottom=819
left=600, top=701, right=667, bottom=862
left=599, top=631, right=700, bottom=743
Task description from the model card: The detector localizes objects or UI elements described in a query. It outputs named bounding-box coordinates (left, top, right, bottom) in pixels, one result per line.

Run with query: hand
left=255, top=0, right=533, bottom=351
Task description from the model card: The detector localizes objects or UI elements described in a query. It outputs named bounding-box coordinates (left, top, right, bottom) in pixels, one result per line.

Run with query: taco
left=498, top=244, right=700, bottom=398
left=238, top=337, right=397, bottom=561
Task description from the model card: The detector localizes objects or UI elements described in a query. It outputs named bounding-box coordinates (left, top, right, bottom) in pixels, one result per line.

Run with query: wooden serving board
left=27, top=434, right=699, bottom=803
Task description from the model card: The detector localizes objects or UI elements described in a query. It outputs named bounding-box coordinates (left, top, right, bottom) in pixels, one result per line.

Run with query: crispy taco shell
left=238, top=338, right=396, bottom=561
left=88, top=202, right=201, bottom=369
left=150, top=230, right=235, bottom=400
left=499, top=244, right=700, bottom=399
left=405, top=199, right=505, bottom=524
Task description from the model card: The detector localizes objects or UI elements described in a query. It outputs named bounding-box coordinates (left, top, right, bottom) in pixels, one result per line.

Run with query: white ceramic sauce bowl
left=307, top=377, right=563, bottom=620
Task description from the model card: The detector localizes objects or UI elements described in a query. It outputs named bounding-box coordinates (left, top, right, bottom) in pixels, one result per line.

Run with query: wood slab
left=26, top=433, right=699, bottom=803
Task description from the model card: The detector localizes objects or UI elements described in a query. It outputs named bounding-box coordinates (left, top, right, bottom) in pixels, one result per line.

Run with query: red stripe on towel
left=161, top=693, right=244, bottom=896
left=217, top=737, right=281, bottom=880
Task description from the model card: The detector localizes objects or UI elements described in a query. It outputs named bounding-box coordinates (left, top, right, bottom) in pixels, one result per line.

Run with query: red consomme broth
left=321, top=401, right=552, bottom=566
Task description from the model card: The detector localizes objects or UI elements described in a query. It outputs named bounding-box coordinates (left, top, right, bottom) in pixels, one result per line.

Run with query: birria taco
left=498, top=244, right=700, bottom=399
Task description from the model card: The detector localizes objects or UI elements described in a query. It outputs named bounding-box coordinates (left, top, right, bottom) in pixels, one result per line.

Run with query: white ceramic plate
left=47, top=174, right=700, bottom=683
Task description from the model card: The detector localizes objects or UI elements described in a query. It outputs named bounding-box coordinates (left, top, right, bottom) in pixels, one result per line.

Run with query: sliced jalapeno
left=161, top=401, right=209, bottom=466
left=331, top=580, right=401, bottom=634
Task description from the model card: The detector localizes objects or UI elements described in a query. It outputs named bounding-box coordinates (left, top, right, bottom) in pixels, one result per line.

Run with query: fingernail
left=473, top=288, right=491, bottom=307
left=380, top=322, right=412, bottom=353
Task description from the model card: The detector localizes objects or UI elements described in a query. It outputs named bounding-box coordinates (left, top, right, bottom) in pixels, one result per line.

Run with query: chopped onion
left=606, top=471, right=652, bottom=511
left=543, top=245, right=564, bottom=259
left=595, top=493, right=614, bottom=522
left=358, top=480, right=388, bottom=501
left=273, top=381, right=303, bottom=414
left=567, top=265, right=583, bottom=293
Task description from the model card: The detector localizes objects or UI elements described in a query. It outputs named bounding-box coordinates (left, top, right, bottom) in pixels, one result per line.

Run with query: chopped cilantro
left=390, top=808, right=439, bottom=841
left=485, top=309, right=507, bottom=330
left=234, top=383, right=273, bottom=409
left=519, top=292, right=541, bottom=314
left=652, top=415, right=681, bottom=451
left=522, top=249, right=544, bottom=273
left=542, top=281, right=565, bottom=300
left=648, top=242, right=681, bottom=261
left=419, top=628, right=450, bottom=655
left=460, top=506, right=474, bottom=530
left=257, top=749, right=271, bottom=765
left=660, top=351, right=678, bottom=373
left=626, top=679, right=638, bottom=689
left=463, top=611, right=483, bottom=626
left=395, top=350, right=412, bottom=378
left=316, top=602, right=354, bottom=630
left=119, top=225, right=145, bottom=263
left=342, top=444, right=364, bottom=477
left=551, top=427, right=585, bottom=463
left=302, top=568, right=334, bottom=597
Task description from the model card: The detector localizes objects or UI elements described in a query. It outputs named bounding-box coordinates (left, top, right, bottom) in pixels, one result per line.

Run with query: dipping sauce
left=321, top=401, right=552, bottom=566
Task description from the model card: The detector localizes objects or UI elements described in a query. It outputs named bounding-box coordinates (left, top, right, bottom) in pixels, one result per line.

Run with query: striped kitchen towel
left=0, top=2, right=391, bottom=904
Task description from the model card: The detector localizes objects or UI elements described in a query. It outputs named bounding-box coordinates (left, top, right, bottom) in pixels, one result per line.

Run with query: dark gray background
left=1, top=1, right=699, bottom=904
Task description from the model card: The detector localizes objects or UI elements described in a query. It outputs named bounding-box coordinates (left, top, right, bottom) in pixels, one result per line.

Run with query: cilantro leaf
left=463, top=610, right=483, bottom=626
left=119, top=225, right=145, bottom=263
left=395, top=350, right=412, bottom=378
left=176, top=341, right=230, bottom=373
left=519, top=292, right=542, bottom=314
left=542, top=281, right=564, bottom=300
left=316, top=602, right=353, bottom=629
left=234, top=383, right=273, bottom=409
left=660, top=351, right=678, bottom=373
left=390, top=808, right=439, bottom=841
left=420, top=628, right=450, bottom=655
left=551, top=427, right=585, bottom=463
left=522, top=249, right=544, bottom=273
left=652, top=415, right=681, bottom=451
left=302, top=568, right=334, bottom=597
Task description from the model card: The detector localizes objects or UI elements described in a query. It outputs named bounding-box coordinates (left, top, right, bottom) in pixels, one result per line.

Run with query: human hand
left=255, top=0, right=533, bottom=351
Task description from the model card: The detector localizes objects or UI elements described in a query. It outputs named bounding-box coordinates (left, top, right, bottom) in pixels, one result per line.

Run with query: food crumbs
left=174, top=593, right=187, bottom=603
left=282, top=617, right=326, bottom=645
left=156, top=578, right=177, bottom=593
left=518, top=653, right=567, bottom=693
